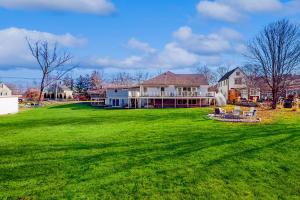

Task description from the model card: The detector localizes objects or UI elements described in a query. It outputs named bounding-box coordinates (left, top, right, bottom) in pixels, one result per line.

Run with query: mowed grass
left=0, top=104, right=299, bottom=199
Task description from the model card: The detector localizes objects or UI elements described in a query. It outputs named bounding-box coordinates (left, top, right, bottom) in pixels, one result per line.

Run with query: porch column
left=147, top=98, right=149, bottom=109
left=199, top=98, right=201, bottom=107
left=186, top=99, right=189, bottom=108
left=175, top=98, right=177, bottom=108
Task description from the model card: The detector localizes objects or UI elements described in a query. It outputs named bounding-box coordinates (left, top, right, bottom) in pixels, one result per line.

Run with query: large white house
left=0, top=83, right=18, bottom=115
left=217, top=67, right=260, bottom=102
left=128, top=71, right=215, bottom=108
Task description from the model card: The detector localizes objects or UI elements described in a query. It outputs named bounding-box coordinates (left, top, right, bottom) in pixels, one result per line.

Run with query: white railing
left=129, top=91, right=215, bottom=97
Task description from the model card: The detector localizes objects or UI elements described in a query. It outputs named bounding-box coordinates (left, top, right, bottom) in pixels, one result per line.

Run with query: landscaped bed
left=0, top=103, right=299, bottom=199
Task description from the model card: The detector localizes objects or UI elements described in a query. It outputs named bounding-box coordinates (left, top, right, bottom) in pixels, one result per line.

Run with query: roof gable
left=218, top=67, right=240, bottom=82
left=141, top=71, right=209, bottom=86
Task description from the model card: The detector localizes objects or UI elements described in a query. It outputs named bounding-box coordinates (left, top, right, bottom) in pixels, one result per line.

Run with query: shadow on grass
left=1, top=124, right=299, bottom=183
left=48, top=103, right=95, bottom=110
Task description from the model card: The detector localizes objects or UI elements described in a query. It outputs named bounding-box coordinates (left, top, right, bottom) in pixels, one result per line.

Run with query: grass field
left=0, top=103, right=299, bottom=199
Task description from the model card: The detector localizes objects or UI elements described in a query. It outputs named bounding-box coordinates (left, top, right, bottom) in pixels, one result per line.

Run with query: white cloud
left=196, top=0, right=294, bottom=22
left=231, top=0, right=282, bottom=12
left=218, top=28, right=242, bottom=40
left=127, top=38, right=156, bottom=54
left=173, top=26, right=242, bottom=54
left=93, top=26, right=244, bottom=70
left=95, top=56, right=144, bottom=69
left=197, top=1, right=241, bottom=22
left=0, top=27, right=86, bottom=67
left=158, top=43, right=200, bottom=67
left=0, top=0, right=115, bottom=15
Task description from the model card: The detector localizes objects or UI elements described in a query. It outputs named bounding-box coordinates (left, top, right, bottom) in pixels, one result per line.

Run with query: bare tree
left=216, top=66, right=230, bottom=81
left=111, top=72, right=133, bottom=85
left=27, top=40, right=76, bottom=104
left=90, top=70, right=104, bottom=90
left=195, top=65, right=218, bottom=84
left=247, top=19, right=300, bottom=109
left=242, top=64, right=261, bottom=88
left=63, top=74, right=75, bottom=90
left=133, top=70, right=149, bottom=84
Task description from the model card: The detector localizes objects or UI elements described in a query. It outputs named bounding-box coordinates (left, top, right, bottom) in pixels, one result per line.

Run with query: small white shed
left=0, top=96, right=19, bottom=115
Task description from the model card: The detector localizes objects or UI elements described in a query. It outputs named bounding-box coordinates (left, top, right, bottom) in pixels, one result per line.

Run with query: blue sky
left=0, top=0, right=300, bottom=85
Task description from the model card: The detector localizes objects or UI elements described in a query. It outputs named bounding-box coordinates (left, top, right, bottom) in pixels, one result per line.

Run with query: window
left=112, top=99, right=120, bottom=107
left=234, top=78, right=242, bottom=85
left=143, top=87, right=147, bottom=93
left=236, top=71, right=240, bottom=76
left=114, top=89, right=118, bottom=93
left=177, top=87, right=183, bottom=96
left=161, top=87, right=165, bottom=92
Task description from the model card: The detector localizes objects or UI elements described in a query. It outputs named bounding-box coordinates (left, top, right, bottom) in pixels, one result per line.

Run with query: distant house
left=0, top=83, right=18, bottom=115
left=128, top=71, right=214, bottom=108
left=44, top=85, right=73, bottom=100
left=105, top=85, right=131, bottom=108
left=217, top=67, right=260, bottom=102
left=286, top=75, right=300, bottom=98
left=0, top=83, right=12, bottom=97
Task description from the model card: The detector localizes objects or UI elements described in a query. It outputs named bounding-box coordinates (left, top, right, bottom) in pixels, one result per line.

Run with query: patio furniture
left=243, top=107, right=257, bottom=117
left=214, top=107, right=226, bottom=115
left=232, top=106, right=241, bottom=116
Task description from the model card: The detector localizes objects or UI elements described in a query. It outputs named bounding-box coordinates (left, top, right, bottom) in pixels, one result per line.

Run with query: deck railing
left=128, top=91, right=215, bottom=98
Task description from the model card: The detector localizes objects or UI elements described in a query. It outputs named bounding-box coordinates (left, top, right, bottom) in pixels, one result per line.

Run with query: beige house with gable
left=0, top=83, right=12, bottom=97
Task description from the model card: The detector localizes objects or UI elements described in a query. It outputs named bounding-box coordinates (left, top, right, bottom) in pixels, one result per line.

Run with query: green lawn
left=0, top=104, right=299, bottom=199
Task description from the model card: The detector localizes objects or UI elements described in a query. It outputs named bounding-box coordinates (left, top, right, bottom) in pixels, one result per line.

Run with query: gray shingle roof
left=218, top=67, right=239, bottom=82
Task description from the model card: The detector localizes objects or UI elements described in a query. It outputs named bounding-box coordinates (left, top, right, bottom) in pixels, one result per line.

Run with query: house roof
left=141, top=71, right=209, bottom=86
left=218, top=67, right=239, bottom=82
left=104, top=84, right=136, bottom=89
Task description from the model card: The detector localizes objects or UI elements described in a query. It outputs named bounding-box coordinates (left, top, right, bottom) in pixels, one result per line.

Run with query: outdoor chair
left=232, top=106, right=241, bottom=116
left=243, top=107, right=257, bottom=118
left=214, top=107, right=226, bottom=115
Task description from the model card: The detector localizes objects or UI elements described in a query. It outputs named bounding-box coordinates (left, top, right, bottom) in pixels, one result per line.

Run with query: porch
left=128, top=96, right=216, bottom=109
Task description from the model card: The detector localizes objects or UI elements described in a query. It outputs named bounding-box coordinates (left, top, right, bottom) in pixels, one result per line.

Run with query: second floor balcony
left=129, top=91, right=215, bottom=98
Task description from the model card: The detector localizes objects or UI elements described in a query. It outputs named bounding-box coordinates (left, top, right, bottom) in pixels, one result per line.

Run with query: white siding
left=217, top=68, right=248, bottom=100
left=0, top=97, right=18, bottom=115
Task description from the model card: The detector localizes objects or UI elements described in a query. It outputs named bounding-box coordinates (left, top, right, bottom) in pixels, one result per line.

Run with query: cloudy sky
left=0, top=0, right=300, bottom=83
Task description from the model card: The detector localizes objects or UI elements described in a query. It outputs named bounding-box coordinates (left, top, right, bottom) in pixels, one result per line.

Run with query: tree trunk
left=271, top=90, right=278, bottom=109
left=38, top=76, right=45, bottom=105
left=38, top=87, right=44, bottom=105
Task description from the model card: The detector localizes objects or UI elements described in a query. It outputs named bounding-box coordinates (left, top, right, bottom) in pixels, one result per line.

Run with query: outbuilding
left=0, top=83, right=18, bottom=115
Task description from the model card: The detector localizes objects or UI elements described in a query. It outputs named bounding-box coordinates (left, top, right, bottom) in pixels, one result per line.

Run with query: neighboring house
left=0, top=83, right=12, bottom=96
left=44, top=85, right=73, bottom=100
left=286, top=75, right=300, bottom=98
left=88, top=89, right=106, bottom=106
left=128, top=71, right=214, bottom=108
left=217, top=67, right=260, bottom=102
left=106, top=85, right=131, bottom=108
left=0, top=83, right=18, bottom=115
